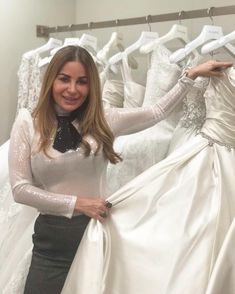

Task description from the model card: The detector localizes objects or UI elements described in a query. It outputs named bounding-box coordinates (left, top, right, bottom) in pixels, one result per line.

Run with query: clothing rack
left=37, top=5, right=235, bottom=38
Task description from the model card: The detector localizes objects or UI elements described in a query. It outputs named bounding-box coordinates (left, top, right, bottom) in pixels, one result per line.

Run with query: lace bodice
left=143, top=44, right=181, bottom=106
left=180, top=76, right=209, bottom=131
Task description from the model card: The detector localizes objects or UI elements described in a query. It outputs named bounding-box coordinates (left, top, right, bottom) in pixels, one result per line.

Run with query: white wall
left=0, top=0, right=76, bottom=145
left=74, top=0, right=235, bottom=42
left=74, top=0, right=235, bottom=82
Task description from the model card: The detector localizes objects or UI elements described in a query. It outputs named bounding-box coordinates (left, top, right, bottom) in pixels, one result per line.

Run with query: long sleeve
left=105, top=75, right=195, bottom=136
left=8, top=109, right=77, bottom=218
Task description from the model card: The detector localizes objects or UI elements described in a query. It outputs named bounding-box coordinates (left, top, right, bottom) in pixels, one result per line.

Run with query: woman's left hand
left=187, top=60, right=233, bottom=80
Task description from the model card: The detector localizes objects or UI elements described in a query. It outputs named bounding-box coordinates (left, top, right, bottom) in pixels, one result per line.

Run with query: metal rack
left=37, top=5, right=235, bottom=38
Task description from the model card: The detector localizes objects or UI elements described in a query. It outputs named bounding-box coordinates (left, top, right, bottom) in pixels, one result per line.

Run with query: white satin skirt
left=62, top=134, right=235, bottom=294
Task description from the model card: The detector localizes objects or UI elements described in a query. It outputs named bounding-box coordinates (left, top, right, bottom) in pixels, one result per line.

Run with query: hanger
left=170, top=25, right=223, bottom=63
left=201, top=30, right=235, bottom=56
left=38, top=38, right=80, bottom=68
left=170, top=8, right=223, bottom=63
left=33, top=38, right=62, bottom=54
left=24, top=37, right=62, bottom=59
left=97, top=32, right=124, bottom=63
left=50, top=37, right=80, bottom=56
left=109, top=31, right=159, bottom=65
left=78, top=33, right=98, bottom=54
left=140, top=24, right=190, bottom=54
left=97, top=32, right=124, bottom=74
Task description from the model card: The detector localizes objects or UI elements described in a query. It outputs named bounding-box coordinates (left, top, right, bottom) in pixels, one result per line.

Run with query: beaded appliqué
left=180, top=96, right=206, bottom=130
left=199, top=131, right=234, bottom=151
left=179, top=76, right=209, bottom=131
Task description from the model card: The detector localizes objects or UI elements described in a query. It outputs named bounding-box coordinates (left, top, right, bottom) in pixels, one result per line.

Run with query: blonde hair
left=33, top=45, right=122, bottom=164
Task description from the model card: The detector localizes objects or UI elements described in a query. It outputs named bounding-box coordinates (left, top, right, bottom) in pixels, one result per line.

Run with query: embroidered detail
left=180, top=96, right=206, bottom=130
left=199, top=132, right=234, bottom=151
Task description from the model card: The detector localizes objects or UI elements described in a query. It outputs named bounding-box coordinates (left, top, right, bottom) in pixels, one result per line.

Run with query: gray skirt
left=24, top=213, right=90, bottom=294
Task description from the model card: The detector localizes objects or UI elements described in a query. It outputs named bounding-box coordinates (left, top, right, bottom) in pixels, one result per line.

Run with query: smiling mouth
left=63, top=96, right=79, bottom=102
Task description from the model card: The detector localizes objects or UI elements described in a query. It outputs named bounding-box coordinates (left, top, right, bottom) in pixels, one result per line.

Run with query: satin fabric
left=62, top=69, right=235, bottom=293
left=206, top=218, right=235, bottom=294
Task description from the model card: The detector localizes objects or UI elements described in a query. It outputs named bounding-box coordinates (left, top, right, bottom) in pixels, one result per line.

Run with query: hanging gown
left=106, top=46, right=183, bottom=195
left=0, top=52, right=43, bottom=294
left=62, top=67, right=235, bottom=294
left=0, top=51, right=43, bottom=250
left=101, top=65, right=124, bottom=108
left=121, top=52, right=146, bottom=108
left=1, top=74, right=194, bottom=293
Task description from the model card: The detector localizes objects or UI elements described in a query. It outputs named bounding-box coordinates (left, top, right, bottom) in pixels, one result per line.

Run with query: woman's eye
left=77, top=79, right=88, bottom=85
left=59, top=77, right=69, bottom=82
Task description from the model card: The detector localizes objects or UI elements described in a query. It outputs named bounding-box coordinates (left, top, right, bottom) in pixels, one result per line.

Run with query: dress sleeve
left=8, top=109, right=77, bottom=219
left=105, top=75, right=195, bottom=136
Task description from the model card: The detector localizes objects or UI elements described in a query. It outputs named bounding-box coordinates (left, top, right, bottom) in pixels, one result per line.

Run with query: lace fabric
left=17, top=53, right=44, bottom=114
left=180, top=77, right=209, bottom=131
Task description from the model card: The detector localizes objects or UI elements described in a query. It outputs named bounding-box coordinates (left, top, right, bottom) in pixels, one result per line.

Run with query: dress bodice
left=143, top=44, right=181, bottom=106
left=102, top=79, right=124, bottom=108
left=201, top=67, right=235, bottom=147
left=179, top=76, right=208, bottom=131
left=121, top=53, right=145, bottom=108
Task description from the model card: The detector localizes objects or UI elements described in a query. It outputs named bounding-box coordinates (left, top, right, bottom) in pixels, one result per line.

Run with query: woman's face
left=52, top=61, right=89, bottom=112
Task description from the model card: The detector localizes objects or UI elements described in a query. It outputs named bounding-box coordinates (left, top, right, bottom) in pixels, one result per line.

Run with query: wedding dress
left=121, top=52, right=145, bottom=108
left=0, top=51, right=43, bottom=293
left=62, top=67, right=235, bottom=294
left=0, top=51, right=43, bottom=242
left=106, top=45, right=183, bottom=195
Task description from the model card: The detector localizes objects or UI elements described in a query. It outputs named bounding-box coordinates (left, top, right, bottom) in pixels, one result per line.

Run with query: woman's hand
left=187, top=60, right=233, bottom=80
left=75, top=197, right=111, bottom=222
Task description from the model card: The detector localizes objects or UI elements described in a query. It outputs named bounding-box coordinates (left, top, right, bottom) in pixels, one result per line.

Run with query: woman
left=8, top=45, right=231, bottom=293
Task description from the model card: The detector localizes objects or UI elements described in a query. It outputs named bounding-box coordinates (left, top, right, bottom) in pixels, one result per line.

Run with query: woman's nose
left=67, top=82, right=77, bottom=93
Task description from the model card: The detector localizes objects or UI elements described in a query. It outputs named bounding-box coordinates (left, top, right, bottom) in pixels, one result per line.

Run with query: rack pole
left=37, top=5, right=235, bottom=38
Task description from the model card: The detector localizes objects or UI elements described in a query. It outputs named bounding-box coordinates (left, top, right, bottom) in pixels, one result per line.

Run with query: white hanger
left=34, top=38, right=62, bottom=54
left=140, top=24, right=190, bottom=54
left=96, top=32, right=124, bottom=74
left=38, top=38, right=80, bottom=68
left=97, top=32, right=124, bottom=63
left=24, top=38, right=62, bottom=59
left=201, top=30, right=235, bottom=56
left=50, top=37, right=80, bottom=56
left=170, top=25, right=223, bottom=63
left=78, top=33, right=97, bottom=54
left=109, top=31, right=159, bottom=65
